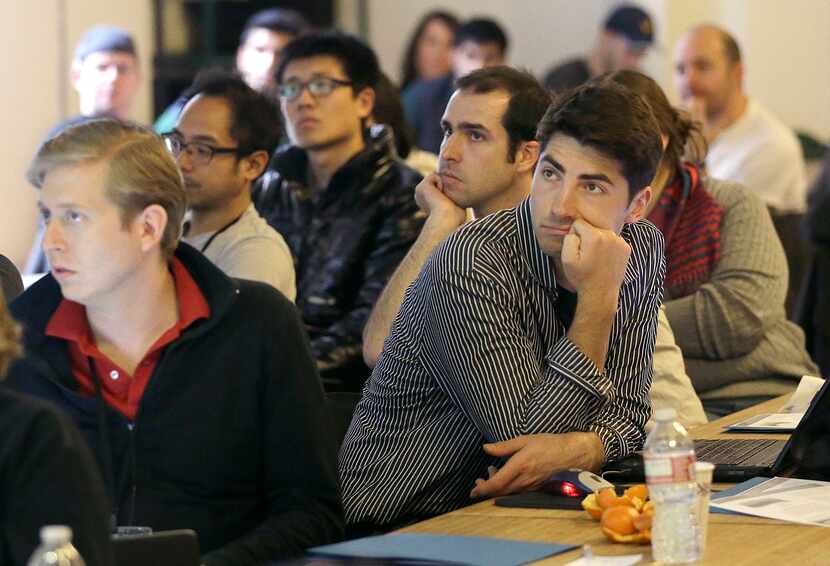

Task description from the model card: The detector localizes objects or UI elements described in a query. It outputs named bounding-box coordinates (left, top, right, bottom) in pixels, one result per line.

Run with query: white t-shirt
left=183, top=204, right=296, bottom=301
left=649, top=307, right=706, bottom=431
left=706, top=98, right=807, bottom=213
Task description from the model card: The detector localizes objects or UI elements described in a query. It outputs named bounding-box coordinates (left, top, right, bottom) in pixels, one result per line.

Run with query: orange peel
left=582, top=484, right=653, bottom=544
left=596, top=487, right=636, bottom=510
left=581, top=493, right=603, bottom=520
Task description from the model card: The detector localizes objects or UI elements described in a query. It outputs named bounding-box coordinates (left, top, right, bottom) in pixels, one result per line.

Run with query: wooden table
left=398, top=396, right=830, bottom=565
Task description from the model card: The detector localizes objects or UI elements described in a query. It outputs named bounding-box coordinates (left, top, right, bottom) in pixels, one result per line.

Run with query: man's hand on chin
left=561, top=218, right=631, bottom=303
left=685, top=95, right=720, bottom=144
left=469, top=432, right=605, bottom=499
left=416, top=173, right=467, bottom=228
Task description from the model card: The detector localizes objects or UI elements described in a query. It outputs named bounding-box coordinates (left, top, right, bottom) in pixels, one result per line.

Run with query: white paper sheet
left=710, top=477, right=830, bottom=527
left=727, top=375, right=824, bottom=431
left=780, top=375, right=825, bottom=413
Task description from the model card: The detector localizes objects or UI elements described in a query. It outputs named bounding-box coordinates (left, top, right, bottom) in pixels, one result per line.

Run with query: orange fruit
left=581, top=493, right=603, bottom=520
left=624, top=484, right=649, bottom=502
left=603, top=529, right=651, bottom=544
left=601, top=506, right=639, bottom=535
left=600, top=505, right=652, bottom=544
left=633, top=510, right=652, bottom=533
left=596, top=487, right=635, bottom=510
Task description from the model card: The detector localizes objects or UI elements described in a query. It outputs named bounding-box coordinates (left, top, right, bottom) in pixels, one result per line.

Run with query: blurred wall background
left=1, top=0, right=827, bottom=266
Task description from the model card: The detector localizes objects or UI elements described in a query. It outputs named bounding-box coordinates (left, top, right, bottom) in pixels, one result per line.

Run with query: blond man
left=6, top=119, right=343, bottom=565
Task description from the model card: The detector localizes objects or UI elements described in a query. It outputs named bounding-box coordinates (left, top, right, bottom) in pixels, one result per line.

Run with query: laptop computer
left=111, top=529, right=200, bottom=566
left=604, top=378, right=830, bottom=483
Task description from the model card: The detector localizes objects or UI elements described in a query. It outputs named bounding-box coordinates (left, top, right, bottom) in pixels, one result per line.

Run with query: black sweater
left=6, top=243, right=344, bottom=565
left=0, top=388, right=112, bottom=566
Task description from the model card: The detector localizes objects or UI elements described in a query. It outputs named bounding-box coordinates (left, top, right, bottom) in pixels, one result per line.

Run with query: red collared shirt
left=45, top=257, right=210, bottom=421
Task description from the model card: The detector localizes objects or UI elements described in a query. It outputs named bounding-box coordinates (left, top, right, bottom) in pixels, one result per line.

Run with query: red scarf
left=647, top=163, right=724, bottom=300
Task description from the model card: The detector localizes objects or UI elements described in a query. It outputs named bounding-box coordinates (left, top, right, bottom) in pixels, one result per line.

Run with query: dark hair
left=275, top=31, right=380, bottom=95
left=239, top=8, right=309, bottom=45
left=184, top=70, right=282, bottom=157
left=536, top=83, right=663, bottom=198
left=454, top=17, right=509, bottom=54
left=601, top=70, right=706, bottom=169
left=400, top=11, right=459, bottom=91
left=718, top=28, right=742, bottom=65
left=455, top=66, right=551, bottom=161
left=372, top=73, right=413, bottom=158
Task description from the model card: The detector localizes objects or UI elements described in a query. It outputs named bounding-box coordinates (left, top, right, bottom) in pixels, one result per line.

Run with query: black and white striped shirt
left=340, top=198, right=665, bottom=526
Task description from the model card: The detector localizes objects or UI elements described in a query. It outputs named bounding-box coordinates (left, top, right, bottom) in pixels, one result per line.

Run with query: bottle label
left=643, top=453, right=696, bottom=484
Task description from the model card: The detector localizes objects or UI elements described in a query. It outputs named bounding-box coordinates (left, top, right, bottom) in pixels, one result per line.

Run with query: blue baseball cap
left=604, top=5, right=654, bottom=47
left=74, top=25, right=136, bottom=62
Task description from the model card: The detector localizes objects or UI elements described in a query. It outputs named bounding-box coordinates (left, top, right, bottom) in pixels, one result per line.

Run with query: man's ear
left=731, top=61, right=744, bottom=89
left=355, top=86, right=375, bottom=120
left=625, top=186, right=652, bottom=224
left=239, top=150, right=270, bottom=182
left=514, top=140, right=540, bottom=175
left=135, top=204, right=169, bottom=253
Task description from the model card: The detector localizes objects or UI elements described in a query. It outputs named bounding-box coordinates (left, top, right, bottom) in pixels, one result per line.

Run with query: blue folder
left=309, top=533, right=577, bottom=566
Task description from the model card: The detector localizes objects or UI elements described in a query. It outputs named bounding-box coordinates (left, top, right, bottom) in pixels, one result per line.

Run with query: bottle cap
left=40, top=525, right=72, bottom=546
left=653, top=408, right=677, bottom=421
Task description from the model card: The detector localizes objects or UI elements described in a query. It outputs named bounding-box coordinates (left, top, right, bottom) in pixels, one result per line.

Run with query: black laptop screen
left=775, top=378, right=830, bottom=480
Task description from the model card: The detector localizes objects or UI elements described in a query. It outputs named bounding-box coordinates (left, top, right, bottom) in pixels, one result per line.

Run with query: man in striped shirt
left=340, top=82, right=665, bottom=528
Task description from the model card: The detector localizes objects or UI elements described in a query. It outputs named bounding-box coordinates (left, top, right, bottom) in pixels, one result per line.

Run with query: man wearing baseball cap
left=25, top=25, right=143, bottom=275
left=542, top=4, right=654, bottom=92
left=70, top=25, right=142, bottom=123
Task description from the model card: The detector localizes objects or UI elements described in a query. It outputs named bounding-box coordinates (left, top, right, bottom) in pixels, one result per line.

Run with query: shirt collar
left=516, top=198, right=558, bottom=292
left=46, top=256, right=210, bottom=344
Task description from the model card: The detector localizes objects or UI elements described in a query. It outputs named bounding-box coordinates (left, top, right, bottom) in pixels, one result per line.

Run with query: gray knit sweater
left=664, top=177, right=818, bottom=398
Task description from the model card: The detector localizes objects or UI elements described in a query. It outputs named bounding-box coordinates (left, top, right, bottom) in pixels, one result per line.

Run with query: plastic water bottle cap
left=40, top=525, right=72, bottom=546
left=653, top=407, right=677, bottom=421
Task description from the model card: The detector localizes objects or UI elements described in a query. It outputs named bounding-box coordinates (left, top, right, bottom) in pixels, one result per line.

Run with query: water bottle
left=27, top=525, right=86, bottom=566
left=643, top=408, right=700, bottom=564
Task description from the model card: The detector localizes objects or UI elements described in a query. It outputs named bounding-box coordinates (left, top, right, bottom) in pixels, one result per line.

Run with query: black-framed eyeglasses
left=277, top=76, right=354, bottom=101
left=163, top=134, right=241, bottom=166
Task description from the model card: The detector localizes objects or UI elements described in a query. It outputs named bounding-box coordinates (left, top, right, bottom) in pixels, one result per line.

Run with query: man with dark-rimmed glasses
left=165, top=71, right=295, bottom=299
left=254, top=31, right=424, bottom=392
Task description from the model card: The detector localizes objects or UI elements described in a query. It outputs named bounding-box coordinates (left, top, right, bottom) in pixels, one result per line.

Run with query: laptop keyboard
left=694, top=439, right=787, bottom=467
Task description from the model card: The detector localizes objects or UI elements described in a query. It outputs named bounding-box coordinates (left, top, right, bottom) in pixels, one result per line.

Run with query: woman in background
left=399, top=10, right=458, bottom=91
left=603, top=70, right=817, bottom=416
left=0, top=289, right=112, bottom=566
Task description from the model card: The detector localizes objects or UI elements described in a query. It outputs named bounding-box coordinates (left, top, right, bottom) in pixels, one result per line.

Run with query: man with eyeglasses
left=254, top=32, right=423, bottom=392
left=165, top=71, right=295, bottom=299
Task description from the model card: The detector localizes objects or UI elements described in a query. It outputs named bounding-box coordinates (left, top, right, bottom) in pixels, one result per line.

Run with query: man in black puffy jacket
left=255, top=32, right=424, bottom=392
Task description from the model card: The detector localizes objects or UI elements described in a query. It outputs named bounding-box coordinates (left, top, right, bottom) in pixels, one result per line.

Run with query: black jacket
left=0, top=388, right=113, bottom=566
left=254, top=131, right=424, bottom=391
left=6, top=243, right=344, bottom=565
